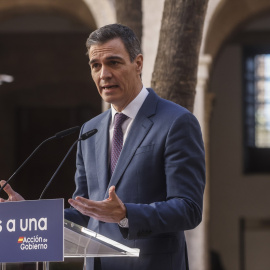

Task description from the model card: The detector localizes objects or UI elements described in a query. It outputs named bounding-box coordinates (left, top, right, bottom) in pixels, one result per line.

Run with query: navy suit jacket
left=65, top=88, right=205, bottom=270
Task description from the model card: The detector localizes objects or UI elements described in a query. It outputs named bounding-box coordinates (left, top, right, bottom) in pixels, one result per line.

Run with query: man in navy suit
left=1, top=24, right=205, bottom=270
left=65, top=24, right=205, bottom=270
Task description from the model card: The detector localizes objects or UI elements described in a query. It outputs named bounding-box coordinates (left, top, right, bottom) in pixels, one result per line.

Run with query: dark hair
left=86, top=23, right=142, bottom=62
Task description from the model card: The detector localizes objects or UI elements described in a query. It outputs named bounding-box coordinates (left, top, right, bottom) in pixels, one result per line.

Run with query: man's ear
left=135, top=54, right=143, bottom=75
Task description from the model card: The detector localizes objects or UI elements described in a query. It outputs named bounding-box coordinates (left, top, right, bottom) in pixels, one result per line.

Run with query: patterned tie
left=110, top=113, right=128, bottom=176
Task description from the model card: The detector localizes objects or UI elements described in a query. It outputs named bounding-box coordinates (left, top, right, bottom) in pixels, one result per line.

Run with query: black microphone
left=0, top=126, right=80, bottom=194
left=39, top=129, right=98, bottom=199
left=55, top=127, right=81, bottom=139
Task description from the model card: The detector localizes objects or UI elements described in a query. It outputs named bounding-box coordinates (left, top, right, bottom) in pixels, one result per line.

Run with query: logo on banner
left=18, top=237, right=24, bottom=243
left=0, top=199, right=64, bottom=263
left=17, top=235, right=48, bottom=250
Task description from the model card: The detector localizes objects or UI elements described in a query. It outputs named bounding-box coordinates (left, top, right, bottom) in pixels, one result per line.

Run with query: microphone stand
left=39, top=129, right=98, bottom=200
left=0, top=136, right=55, bottom=194
left=0, top=127, right=80, bottom=194
left=39, top=139, right=78, bottom=200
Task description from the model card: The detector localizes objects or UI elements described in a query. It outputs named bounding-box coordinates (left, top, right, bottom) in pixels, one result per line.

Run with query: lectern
left=0, top=200, right=139, bottom=270
left=64, top=219, right=139, bottom=258
left=64, top=219, right=139, bottom=268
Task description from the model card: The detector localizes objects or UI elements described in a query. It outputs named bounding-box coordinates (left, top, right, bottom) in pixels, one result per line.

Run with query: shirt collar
left=111, top=86, right=149, bottom=122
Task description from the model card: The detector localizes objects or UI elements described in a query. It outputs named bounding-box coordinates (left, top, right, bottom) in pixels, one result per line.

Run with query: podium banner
left=0, top=199, right=64, bottom=263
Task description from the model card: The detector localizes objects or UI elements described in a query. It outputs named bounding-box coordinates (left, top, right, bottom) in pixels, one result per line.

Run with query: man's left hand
left=68, top=186, right=126, bottom=223
left=0, top=180, right=25, bottom=202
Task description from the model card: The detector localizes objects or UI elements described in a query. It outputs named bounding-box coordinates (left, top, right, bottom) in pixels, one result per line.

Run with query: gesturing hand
left=68, top=186, right=126, bottom=223
left=0, top=180, right=25, bottom=202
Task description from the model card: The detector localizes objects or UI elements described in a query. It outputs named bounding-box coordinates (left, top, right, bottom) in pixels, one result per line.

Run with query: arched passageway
left=0, top=1, right=100, bottom=210
left=204, top=1, right=270, bottom=269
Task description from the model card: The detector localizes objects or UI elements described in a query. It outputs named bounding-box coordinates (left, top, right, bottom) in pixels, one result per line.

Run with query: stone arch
left=0, top=0, right=96, bottom=29
left=205, top=1, right=270, bottom=270
left=83, top=0, right=116, bottom=27
left=203, top=0, right=270, bottom=60
left=0, top=0, right=102, bottom=208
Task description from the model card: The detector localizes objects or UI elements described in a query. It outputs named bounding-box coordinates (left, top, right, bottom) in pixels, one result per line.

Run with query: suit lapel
left=105, top=89, right=159, bottom=198
left=95, top=110, right=111, bottom=199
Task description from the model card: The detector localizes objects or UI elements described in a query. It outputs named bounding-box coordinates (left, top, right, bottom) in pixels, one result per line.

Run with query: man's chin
left=101, top=93, right=119, bottom=104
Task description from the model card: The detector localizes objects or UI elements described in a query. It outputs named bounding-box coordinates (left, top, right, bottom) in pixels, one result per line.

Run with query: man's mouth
left=102, top=85, right=118, bottom=90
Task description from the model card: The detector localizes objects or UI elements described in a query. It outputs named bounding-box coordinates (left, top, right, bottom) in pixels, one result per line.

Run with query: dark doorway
left=15, top=105, right=96, bottom=205
left=0, top=14, right=101, bottom=205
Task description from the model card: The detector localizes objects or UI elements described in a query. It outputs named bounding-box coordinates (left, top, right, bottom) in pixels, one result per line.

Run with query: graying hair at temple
left=86, top=23, right=142, bottom=62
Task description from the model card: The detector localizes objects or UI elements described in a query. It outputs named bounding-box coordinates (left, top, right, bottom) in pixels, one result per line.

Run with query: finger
left=1, top=182, right=14, bottom=196
left=68, top=198, right=98, bottom=218
left=0, top=180, right=10, bottom=194
left=68, top=198, right=83, bottom=208
left=73, top=196, right=97, bottom=206
left=108, top=186, right=117, bottom=200
left=107, top=186, right=123, bottom=206
left=0, top=180, right=7, bottom=187
left=68, top=198, right=92, bottom=211
left=68, top=199, right=86, bottom=213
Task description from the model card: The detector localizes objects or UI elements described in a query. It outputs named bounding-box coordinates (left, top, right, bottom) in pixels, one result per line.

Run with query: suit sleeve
left=123, top=112, right=205, bottom=239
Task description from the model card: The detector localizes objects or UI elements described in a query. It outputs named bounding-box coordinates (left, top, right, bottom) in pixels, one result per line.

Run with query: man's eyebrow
left=89, top=59, right=97, bottom=65
left=106, top=56, right=124, bottom=61
left=89, top=55, right=124, bottom=65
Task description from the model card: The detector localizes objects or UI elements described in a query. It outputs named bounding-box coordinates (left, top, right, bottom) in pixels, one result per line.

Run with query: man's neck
left=112, top=83, right=143, bottom=112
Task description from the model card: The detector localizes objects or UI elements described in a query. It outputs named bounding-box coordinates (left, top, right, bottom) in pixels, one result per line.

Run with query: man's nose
left=100, top=66, right=112, bottom=79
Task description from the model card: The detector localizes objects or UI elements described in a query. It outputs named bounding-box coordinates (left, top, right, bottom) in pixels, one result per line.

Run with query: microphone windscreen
left=55, top=126, right=80, bottom=139
left=80, top=129, right=98, bottom=141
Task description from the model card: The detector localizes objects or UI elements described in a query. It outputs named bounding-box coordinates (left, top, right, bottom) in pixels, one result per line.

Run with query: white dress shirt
left=109, top=86, right=149, bottom=156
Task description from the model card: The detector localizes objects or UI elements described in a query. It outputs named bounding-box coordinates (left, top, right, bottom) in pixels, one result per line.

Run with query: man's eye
left=111, top=61, right=118, bottom=65
left=91, top=63, right=99, bottom=69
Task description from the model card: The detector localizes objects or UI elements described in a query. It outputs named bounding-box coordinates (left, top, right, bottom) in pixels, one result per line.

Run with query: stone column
left=186, top=54, right=212, bottom=270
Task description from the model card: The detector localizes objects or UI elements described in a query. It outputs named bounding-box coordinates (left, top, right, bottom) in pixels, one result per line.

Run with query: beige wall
left=209, top=13, right=270, bottom=270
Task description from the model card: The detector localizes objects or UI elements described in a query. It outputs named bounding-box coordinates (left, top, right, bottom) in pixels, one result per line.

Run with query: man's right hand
left=0, top=180, right=25, bottom=202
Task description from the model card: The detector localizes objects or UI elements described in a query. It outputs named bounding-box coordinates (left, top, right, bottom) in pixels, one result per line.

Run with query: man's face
left=89, top=38, right=143, bottom=112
